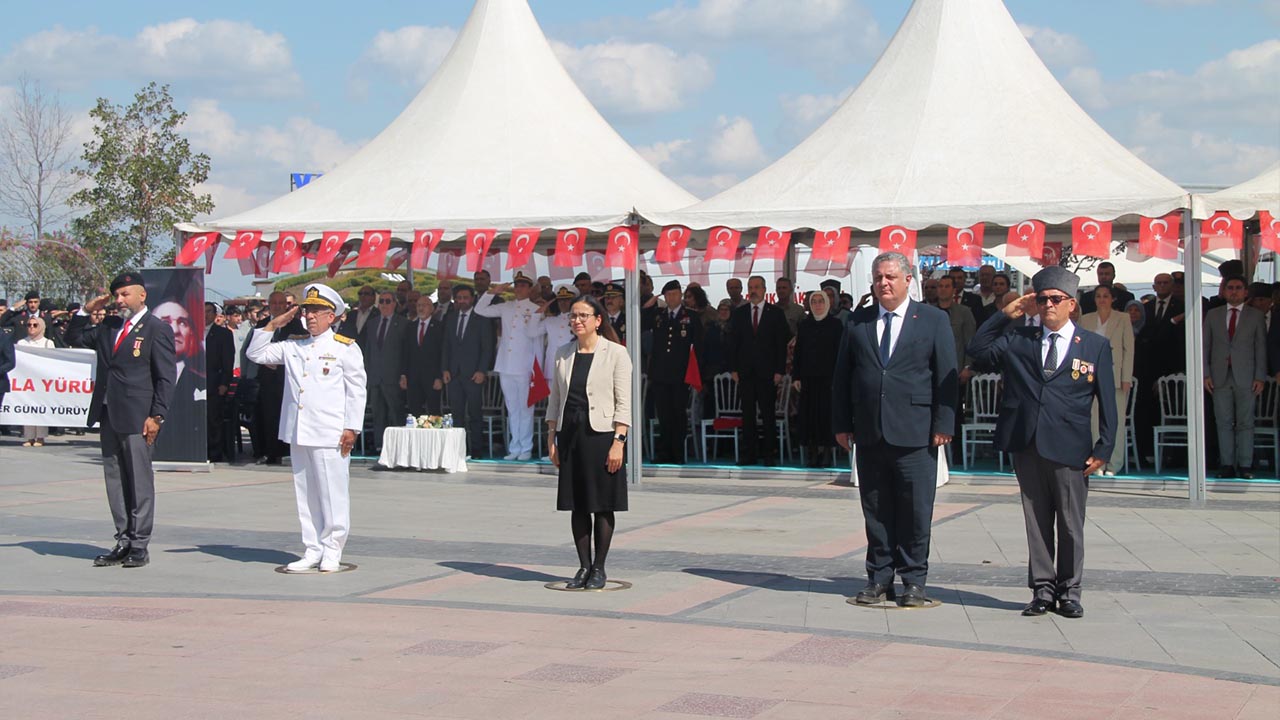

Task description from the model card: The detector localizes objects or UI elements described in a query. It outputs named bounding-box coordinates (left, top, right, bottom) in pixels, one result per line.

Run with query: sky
left=0, top=0, right=1277, bottom=299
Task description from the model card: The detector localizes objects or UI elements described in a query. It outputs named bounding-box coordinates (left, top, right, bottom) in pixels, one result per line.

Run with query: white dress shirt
left=1040, top=320, right=1075, bottom=371
left=877, top=303, right=906, bottom=359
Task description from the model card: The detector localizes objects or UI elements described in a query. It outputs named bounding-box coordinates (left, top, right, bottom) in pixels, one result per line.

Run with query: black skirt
left=556, top=409, right=627, bottom=512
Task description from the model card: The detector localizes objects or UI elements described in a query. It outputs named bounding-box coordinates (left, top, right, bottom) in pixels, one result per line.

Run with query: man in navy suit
left=66, top=272, right=177, bottom=569
left=967, top=266, right=1115, bottom=619
left=728, top=275, right=792, bottom=465
left=402, top=294, right=446, bottom=416
left=833, top=252, right=959, bottom=607
left=442, top=285, right=496, bottom=458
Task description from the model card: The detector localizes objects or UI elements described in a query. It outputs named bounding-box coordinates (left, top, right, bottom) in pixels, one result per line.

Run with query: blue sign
left=290, top=173, right=324, bottom=191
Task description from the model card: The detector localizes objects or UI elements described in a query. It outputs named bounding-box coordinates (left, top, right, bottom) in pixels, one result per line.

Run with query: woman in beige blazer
left=1080, top=285, right=1135, bottom=475
left=547, top=295, right=633, bottom=590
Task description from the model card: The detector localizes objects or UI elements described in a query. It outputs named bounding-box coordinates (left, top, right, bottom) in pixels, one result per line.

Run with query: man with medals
left=648, top=280, right=702, bottom=464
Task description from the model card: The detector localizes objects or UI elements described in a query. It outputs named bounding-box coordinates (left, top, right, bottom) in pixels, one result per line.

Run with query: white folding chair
left=700, top=373, right=741, bottom=463
left=1252, top=378, right=1279, bottom=472
left=1122, top=377, right=1140, bottom=473
left=481, top=372, right=506, bottom=458
left=961, top=373, right=1003, bottom=470
left=1153, top=374, right=1188, bottom=475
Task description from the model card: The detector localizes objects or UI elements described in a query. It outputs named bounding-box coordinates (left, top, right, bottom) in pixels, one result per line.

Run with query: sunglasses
left=359, top=291, right=375, bottom=296
left=377, top=299, right=395, bottom=304
left=1035, top=295, right=1071, bottom=306
left=26, top=323, right=40, bottom=327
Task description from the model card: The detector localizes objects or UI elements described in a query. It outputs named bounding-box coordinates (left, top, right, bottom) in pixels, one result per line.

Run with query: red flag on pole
left=879, top=226, right=917, bottom=254
left=506, top=228, right=541, bottom=270
left=705, top=227, right=741, bottom=262
left=225, top=230, right=262, bottom=259
left=356, top=230, right=392, bottom=269
left=684, top=345, right=703, bottom=392
left=272, top=231, right=305, bottom=274
left=314, top=231, right=349, bottom=266
left=1260, top=211, right=1280, bottom=253
left=465, top=229, right=496, bottom=272
left=1202, top=212, right=1243, bottom=252
left=1006, top=220, right=1045, bottom=258
left=554, top=228, right=586, bottom=268
left=605, top=226, right=638, bottom=270
left=412, top=229, right=443, bottom=268
left=1137, top=213, right=1181, bottom=260
left=1071, top=218, right=1111, bottom=258
left=754, top=227, right=791, bottom=262
left=528, top=357, right=551, bottom=407
left=177, top=232, right=219, bottom=266
left=946, top=224, right=985, bottom=266
left=656, top=226, right=690, bottom=263
left=812, top=228, right=850, bottom=263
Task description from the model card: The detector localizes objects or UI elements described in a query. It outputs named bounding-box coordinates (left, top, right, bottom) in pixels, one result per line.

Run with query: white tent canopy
left=189, top=0, right=696, bottom=238
left=1193, top=163, right=1280, bottom=220
left=641, top=0, right=1188, bottom=234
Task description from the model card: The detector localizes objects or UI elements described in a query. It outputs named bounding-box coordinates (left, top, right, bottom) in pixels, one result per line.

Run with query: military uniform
left=474, top=272, right=540, bottom=460
left=247, top=284, right=367, bottom=572
left=648, top=290, right=702, bottom=463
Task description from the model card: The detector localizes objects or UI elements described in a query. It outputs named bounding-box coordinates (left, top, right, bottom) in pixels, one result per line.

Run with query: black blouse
left=564, top=352, right=594, bottom=414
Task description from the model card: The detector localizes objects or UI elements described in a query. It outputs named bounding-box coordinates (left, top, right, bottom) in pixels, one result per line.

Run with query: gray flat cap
left=1031, top=266, right=1079, bottom=297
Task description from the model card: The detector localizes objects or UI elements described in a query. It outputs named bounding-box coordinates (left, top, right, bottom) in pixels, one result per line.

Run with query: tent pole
left=1182, top=208, right=1206, bottom=505
left=625, top=249, right=642, bottom=487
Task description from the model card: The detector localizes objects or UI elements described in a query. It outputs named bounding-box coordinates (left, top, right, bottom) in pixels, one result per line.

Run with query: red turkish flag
left=733, top=247, right=755, bottom=277
left=203, top=234, right=219, bottom=275
left=554, top=228, right=587, bottom=268
left=1137, top=213, right=1181, bottom=260
left=464, top=229, right=496, bottom=272
left=386, top=248, right=410, bottom=271
left=655, top=226, right=691, bottom=263
left=586, top=251, right=610, bottom=282
left=326, top=241, right=357, bottom=278
left=689, top=253, right=711, bottom=287
left=1071, top=217, right=1112, bottom=259
left=314, top=231, right=349, bottom=266
left=803, top=249, right=831, bottom=275
left=506, top=228, right=541, bottom=270
left=356, top=229, right=392, bottom=269
left=1260, top=211, right=1280, bottom=253
left=225, top=230, right=262, bottom=259
left=754, top=227, right=791, bottom=262
left=946, top=224, right=985, bottom=266
left=1040, top=242, right=1063, bottom=268
left=238, top=244, right=270, bottom=278
left=272, top=231, right=305, bottom=274
left=684, top=346, right=703, bottom=392
left=1202, top=211, right=1243, bottom=251
left=1006, top=220, right=1046, bottom=258
left=528, top=357, right=551, bottom=407
left=176, top=232, right=218, bottom=266
left=605, top=226, right=638, bottom=270
left=437, top=248, right=462, bottom=280
left=879, top=226, right=917, bottom=254
left=812, top=228, right=850, bottom=263
left=828, top=247, right=855, bottom=277
left=412, top=229, right=443, bottom=268
left=705, top=227, right=741, bottom=262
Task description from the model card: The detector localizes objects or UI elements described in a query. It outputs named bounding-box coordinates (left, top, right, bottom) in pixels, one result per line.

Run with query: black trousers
left=653, top=381, right=687, bottom=462
left=856, top=440, right=938, bottom=586
left=255, top=380, right=288, bottom=461
left=448, top=378, right=485, bottom=458
left=207, top=390, right=226, bottom=461
left=236, top=378, right=261, bottom=459
left=738, top=375, right=777, bottom=462
left=406, top=379, right=443, bottom=417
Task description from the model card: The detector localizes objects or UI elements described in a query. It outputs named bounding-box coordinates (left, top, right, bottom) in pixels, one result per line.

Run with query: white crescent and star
left=1081, top=220, right=1101, bottom=240
left=714, top=228, right=734, bottom=247
left=1014, top=221, right=1037, bottom=243
left=888, top=228, right=908, bottom=248
left=763, top=229, right=783, bottom=247
left=1210, top=216, right=1233, bottom=236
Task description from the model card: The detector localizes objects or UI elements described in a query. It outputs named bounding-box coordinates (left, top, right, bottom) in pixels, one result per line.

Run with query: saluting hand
left=85, top=294, right=112, bottom=313
left=1003, top=292, right=1035, bottom=320
left=267, top=306, right=299, bottom=331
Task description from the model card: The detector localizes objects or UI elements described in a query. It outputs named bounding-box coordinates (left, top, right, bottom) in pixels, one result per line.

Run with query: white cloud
left=1118, top=39, right=1280, bottom=127
left=777, top=87, right=853, bottom=143
left=1019, top=24, right=1092, bottom=68
left=637, top=138, right=693, bottom=170
left=673, top=172, right=741, bottom=199
left=552, top=39, right=714, bottom=116
left=1127, top=111, right=1279, bottom=186
left=0, top=20, right=302, bottom=97
left=349, top=25, right=458, bottom=98
left=1063, top=67, right=1109, bottom=110
left=706, top=115, right=767, bottom=171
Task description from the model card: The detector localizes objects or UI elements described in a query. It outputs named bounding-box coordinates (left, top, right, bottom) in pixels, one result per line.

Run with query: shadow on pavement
left=167, top=545, right=297, bottom=565
left=439, top=560, right=563, bottom=583
left=0, top=540, right=105, bottom=560
left=682, top=567, right=1024, bottom=611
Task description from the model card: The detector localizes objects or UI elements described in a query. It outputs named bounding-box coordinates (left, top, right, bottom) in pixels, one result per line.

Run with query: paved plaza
left=1, top=438, right=1277, bottom=719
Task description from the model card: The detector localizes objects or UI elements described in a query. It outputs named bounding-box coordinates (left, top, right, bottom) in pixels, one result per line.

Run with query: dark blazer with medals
left=648, top=306, right=701, bottom=381
left=66, top=310, right=177, bottom=434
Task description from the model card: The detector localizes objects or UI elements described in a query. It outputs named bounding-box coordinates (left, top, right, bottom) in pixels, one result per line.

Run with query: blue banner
left=290, top=172, right=324, bottom=190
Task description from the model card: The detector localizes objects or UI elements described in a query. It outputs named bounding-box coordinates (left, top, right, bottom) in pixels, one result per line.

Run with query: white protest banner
left=0, top=345, right=97, bottom=426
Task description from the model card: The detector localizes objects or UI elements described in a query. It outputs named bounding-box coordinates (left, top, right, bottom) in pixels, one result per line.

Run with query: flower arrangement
left=412, top=414, right=454, bottom=429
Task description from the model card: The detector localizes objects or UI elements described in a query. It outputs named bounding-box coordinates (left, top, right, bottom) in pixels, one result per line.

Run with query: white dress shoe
left=503, top=452, right=518, bottom=460
left=319, top=559, right=342, bottom=573
left=286, top=556, right=321, bottom=572
left=516, top=452, right=532, bottom=461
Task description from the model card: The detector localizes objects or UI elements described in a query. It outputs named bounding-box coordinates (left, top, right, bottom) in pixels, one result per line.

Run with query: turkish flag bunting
left=1006, top=220, right=1046, bottom=258
left=1202, top=211, right=1243, bottom=252
left=754, top=227, right=791, bottom=262
left=879, top=226, right=917, bottom=254
left=705, top=227, right=741, bottom=262
left=238, top=245, right=270, bottom=278
left=203, top=234, right=219, bottom=275
left=465, top=229, right=496, bottom=272
left=506, top=228, right=541, bottom=270
left=437, top=248, right=462, bottom=280
left=528, top=357, right=551, bottom=407
left=828, top=247, right=854, bottom=278
left=655, top=226, right=691, bottom=263
left=1071, top=217, right=1112, bottom=258
left=356, top=229, right=392, bottom=269
left=689, top=253, right=711, bottom=287
left=946, top=224, right=985, bottom=266
left=803, top=249, right=831, bottom=275
left=386, top=248, right=409, bottom=271
left=554, top=228, right=587, bottom=268
left=326, top=242, right=357, bottom=278
left=314, top=231, right=349, bottom=266
left=812, top=228, right=850, bottom=263
left=586, top=251, right=610, bottom=282
left=177, top=232, right=219, bottom=266
left=734, top=247, right=755, bottom=276
left=272, top=231, right=306, bottom=274
left=225, top=230, right=262, bottom=260
left=1260, top=211, right=1280, bottom=253
left=412, top=229, right=443, bottom=268
left=606, top=226, right=638, bottom=270
left=684, top=345, right=703, bottom=392
left=1137, top=213, right=1181, bottom=260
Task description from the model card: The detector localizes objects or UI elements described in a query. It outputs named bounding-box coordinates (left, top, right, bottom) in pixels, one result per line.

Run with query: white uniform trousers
left=289, top=444, right=351, bottom=562
left=499, top=372, right=534, bottom=456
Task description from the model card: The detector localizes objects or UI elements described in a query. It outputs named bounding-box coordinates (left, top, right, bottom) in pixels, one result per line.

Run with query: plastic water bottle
left=405, top=414, right=416, bottom=428
left=443, top=414, right=453, bottom=429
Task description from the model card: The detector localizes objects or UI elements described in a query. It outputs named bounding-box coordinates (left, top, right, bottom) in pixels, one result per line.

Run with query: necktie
left=1156, top=299, right=1166, bottom=322
left=1228, top=307, right=1238, bottom=340
left=418, top=320, right=426, bottom=346
left=1043, top=333, right=1059, bottom=377
left=752, top=305, right=760, bottom=333
left=880, top=312, right=893, bottom=365
left=112, top=319, right=133, bottom=354
left=457, top=313, right=467, bottom=340
left=377, top=317, right=388, bottom=348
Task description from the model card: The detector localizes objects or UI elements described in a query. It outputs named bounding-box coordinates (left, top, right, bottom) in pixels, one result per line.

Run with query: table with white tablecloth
left=377, top=428, right=468, bottom=473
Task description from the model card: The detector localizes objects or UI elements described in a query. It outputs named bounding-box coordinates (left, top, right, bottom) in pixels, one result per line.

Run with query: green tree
left=68, top=82, right=213, bottom=272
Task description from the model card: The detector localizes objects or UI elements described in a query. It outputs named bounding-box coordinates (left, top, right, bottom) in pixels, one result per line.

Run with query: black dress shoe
left=585, top=567, right=607, bottom=590
left=1216, top=466, right=1236, bottom=479
left=93, top=544, right=130, bottom=567
left=1239, top=470, right=1255, bottom=480
left=121, top=549, right=149, bottom=568
left=565, top=567, right=589, bottom=590
left=1056, top=599, right=1084, bottom=618
left=900, top=584, right=928, bottom=607
left=854, top=582, right=895, bottom=605
left=1021, top=598, right=1054, bottom=616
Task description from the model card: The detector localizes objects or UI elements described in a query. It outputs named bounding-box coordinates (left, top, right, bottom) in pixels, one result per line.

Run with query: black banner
left=142, top=268, right=207, bottom=464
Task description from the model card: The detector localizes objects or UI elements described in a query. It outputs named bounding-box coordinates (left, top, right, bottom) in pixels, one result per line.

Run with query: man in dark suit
left=442, top=285, right=496, bottom=458
left=366, top=290, right=408, bottom=452
left=967, top=266, right=1115, bottom=619
left=203, top=302, right=235, bottom=462
left=65, top=272, right=176, bottom=569
left=254, top=291, right=304, bottom=465
left=1204, top=275, right=1267, bottom=479
left=1136, top=273, right=1185, bottom=460
left=339, top=285, right=378, bottom=342
left=729, top=275, right=791, bottom=465
left=648, top=279, right=702, bottom=463
left=1078, top=261, right=1135, bottom=315
left=833, top=252, right=958, bottom=607
left=401, top=294, right=445, bottom=416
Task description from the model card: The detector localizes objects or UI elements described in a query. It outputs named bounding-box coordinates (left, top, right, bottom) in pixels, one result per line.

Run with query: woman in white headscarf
left=791, top=289, right=844, bottom=467
left=18, top=315, right=55, bottom=447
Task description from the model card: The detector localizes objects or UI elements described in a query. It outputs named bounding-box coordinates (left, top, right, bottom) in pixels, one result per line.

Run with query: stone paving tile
left=516, top=662, right=633, bottom=685
left=764, top=635, right=887, bottom=666
left=0, top=600, right=189, bottom=622
left=657, top=692, right=782, bottom=718
left=0, top=664, right=37, bottom=680
left=401, top=638, right=506, bottom=658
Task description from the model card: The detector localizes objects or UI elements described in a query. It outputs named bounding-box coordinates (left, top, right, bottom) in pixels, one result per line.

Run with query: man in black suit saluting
left=66, top=272, right=176, bottom=569
left=967, top=266, right=1115, bottom=619
left=833, top=252, right=958, bottom=608
left=728, top=275, right=791, bottom=465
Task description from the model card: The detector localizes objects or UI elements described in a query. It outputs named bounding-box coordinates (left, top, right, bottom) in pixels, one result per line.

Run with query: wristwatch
left=614, top=433, right=628, bottom=444
left=151, top=415, right=165, bottom=425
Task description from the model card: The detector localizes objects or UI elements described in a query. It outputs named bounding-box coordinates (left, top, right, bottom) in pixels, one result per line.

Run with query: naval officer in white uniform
left=474, top=271, right=539, bottom=460
left=247, top=283, right=367, bottom=572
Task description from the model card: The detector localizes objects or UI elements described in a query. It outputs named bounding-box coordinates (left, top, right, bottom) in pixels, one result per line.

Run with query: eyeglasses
left=377, top=299, right=394, bottom=304
left=300, top=307, right=332, bottom=316
left=567, top=312, right=595, bottom=321
left=1035, top=295, right=1071, bottom=306
left=26, top=323, right=39, bottom=327
left=358, top=291, right=374, bottom=296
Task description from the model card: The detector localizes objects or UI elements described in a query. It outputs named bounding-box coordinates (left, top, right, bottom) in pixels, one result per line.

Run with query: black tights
left=570, top=511, right=615, bottom=570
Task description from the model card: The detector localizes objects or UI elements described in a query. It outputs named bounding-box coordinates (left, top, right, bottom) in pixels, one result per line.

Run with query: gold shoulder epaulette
left=333, top=334, right=355, bottom=345
left=287, top=334, right=309, bottom=340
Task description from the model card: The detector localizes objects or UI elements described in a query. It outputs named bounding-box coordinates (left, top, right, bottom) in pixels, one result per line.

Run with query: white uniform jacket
left=526, top=314, right=574, bottom=380
left=247, top=327, right=367, bottom=447
left=474, top=292, right=539, bottom=375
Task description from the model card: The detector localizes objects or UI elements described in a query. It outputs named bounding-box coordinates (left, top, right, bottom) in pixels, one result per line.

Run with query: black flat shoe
left=121, top=549, right=149, bottom=568
left=1021, top=598, right=1054, bottom=616
left=585, top=567, right=606, bottom=590
left=1215, top=466, right=1235, bottom=479
left=900, top=584, right=927, bottom=607
left=854, top=582, right=895, bottom=605
left=93, top=544, right=130, bottom=567
left=1056, top=599, right=1084, bottom=618
left=565, top=567, right=589, bottom=590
